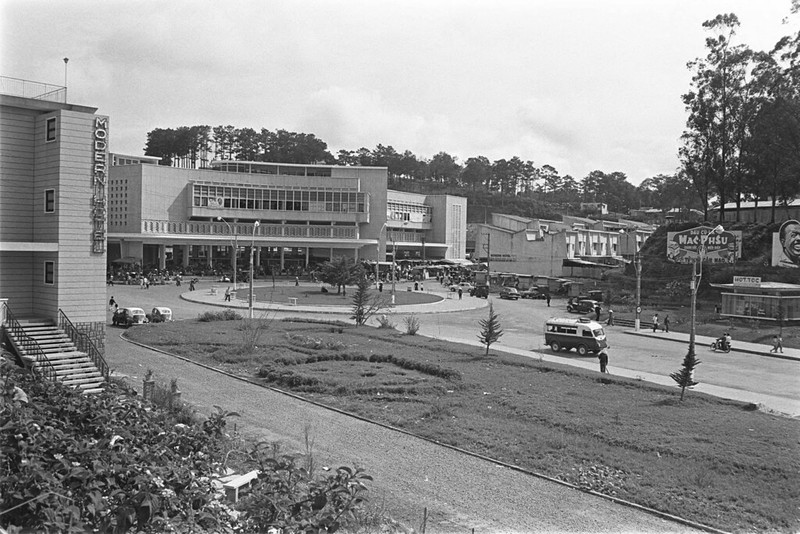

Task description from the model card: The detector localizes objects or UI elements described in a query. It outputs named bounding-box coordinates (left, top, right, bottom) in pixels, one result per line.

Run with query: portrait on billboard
left=772, top=219, right=800, bottom=268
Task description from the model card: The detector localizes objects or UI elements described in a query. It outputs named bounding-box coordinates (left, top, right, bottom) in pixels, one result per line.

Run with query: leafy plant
left=375, top=314, right=395, bottom=329
left=198, top=309, right=242, bottom=322
left=237, top=442, right=372, bottom=533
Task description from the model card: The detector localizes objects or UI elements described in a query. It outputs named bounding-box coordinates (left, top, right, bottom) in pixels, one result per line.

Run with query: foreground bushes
left=0, top=366, right=370, bottom=533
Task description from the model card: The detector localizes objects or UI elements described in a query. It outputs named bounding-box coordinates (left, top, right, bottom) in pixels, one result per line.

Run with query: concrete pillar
left=158, top=245, right=166, bottom=270
left=207, top=245, right=213, bottom=268
left=182, top=245, right=190, bottom=268
left=280, top=247, right=285, bottom=271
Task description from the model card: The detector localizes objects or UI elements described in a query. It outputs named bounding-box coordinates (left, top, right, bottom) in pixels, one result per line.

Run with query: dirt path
left=107, top=325, right=701, bottom=533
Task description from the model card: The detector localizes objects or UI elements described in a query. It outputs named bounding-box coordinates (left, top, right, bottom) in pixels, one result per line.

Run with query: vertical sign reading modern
left=92, top=117, right=108, bottom=253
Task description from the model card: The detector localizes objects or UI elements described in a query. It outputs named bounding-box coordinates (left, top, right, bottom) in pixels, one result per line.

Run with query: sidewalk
left=180, top=284, right=489, bottom=316
left=624, top=329, right=800, bottom=363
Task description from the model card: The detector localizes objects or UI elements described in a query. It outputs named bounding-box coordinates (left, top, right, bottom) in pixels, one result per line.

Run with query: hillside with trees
left=142, top=5, right=798, bottom=224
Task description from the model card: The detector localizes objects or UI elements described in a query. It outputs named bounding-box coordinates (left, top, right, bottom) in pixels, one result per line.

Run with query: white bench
left=288, top=297, right=298, bottom=306
left=222, top=470, right=260, bottom=502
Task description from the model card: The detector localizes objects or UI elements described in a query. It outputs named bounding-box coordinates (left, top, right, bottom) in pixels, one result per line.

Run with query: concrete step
left=62, top=375, right=103, bottom=386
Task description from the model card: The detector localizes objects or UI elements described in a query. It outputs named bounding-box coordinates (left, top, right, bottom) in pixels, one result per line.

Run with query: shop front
left=714, top=278, right=800, bottom=324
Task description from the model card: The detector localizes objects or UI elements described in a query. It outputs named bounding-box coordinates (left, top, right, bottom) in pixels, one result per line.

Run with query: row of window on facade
left=213, top=162, right=333, bottom=177
left=192, top=185, right=366, bottom=213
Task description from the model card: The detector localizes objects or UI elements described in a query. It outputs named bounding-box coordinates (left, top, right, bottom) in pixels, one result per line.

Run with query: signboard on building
left=733, top=276, right=761, bottom=287
left=91, top=116, right=108, bottom=254
left=772, top=219, right=800, bottom=268
left=666, top=226, right=741, bottom=264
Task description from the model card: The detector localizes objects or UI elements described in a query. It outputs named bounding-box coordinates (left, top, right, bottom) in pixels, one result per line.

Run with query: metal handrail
left=1, top=303, right=57, bottom=382
left=57, top=309, right=109, bottom=379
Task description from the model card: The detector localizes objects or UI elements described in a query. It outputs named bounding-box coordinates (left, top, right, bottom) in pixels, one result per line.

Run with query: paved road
left=106, top=281, right=706, bottom=532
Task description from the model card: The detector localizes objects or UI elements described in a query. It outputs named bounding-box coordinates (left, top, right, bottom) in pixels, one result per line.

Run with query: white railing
left=140, top=220, right=357, bottom=239
left=1, top=76, right=66, bottom=103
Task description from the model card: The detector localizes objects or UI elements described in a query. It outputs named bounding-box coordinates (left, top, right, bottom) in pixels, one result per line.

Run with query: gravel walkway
left=107, top=326, right=703, bottom=534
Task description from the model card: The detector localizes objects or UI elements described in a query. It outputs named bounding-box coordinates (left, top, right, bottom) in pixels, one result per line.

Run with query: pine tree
left=670, top=349, right=701, bottom=400
left=350, top=270, right=386, bottom=326
left=478, top=302, right=504, bottom=357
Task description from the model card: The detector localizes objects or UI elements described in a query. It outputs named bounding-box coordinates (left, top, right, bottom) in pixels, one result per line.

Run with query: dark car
left=470, top=285, right=489, bottom=298
left=520, top=286, right=547, bottom=299
left=567, top=299, right=600, bottom=314
left=499, top=287, right=520, bottom=300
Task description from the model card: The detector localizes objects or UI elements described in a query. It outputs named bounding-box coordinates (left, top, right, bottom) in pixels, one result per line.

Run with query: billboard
left=771, top=219, right=800, bottom=268
left=666, top=226, right=741, bottom=264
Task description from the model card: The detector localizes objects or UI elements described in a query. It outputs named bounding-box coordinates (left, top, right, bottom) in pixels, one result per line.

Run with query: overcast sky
left=2, top=0, right=795, bottom=185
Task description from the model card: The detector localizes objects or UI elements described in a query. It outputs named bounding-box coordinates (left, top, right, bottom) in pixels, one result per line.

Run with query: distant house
left=709, top=199, right=800, bottom=224
left=580, top=202, right=608, bottom=215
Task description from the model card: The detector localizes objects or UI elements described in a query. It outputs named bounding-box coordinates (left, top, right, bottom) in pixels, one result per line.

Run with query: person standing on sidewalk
left=652, top=313, right=659, bottom=333
left=771, top=334, right=784, bottom=353
left=663, top=315, right=670, bottom=333
left=598, top=349, right=609, bottom=373
left=606, top=308, right=614, bottom=326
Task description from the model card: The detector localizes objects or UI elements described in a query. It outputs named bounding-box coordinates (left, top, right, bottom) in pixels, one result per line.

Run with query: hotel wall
left=0, top=99, right=106, bottom=349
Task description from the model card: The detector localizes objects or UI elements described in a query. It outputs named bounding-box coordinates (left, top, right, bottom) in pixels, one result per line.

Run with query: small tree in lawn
left=670, top=349, right=701, bottom=400
left=351, top=268, right=387, bottom=326
left=478, top=302, right=504, bottom=357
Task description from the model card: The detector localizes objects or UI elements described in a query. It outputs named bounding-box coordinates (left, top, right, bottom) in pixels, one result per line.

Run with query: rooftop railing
left=0, top=76, right=66, bottom=103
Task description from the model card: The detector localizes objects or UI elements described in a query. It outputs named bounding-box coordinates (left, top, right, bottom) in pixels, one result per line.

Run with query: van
left=544, top=317, right=607, bottom=356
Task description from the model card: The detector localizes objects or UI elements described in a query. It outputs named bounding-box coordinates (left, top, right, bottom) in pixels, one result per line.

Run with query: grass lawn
left=241, top=283, right=443, bottom=307
left=124, top=317, right=800, bottom=533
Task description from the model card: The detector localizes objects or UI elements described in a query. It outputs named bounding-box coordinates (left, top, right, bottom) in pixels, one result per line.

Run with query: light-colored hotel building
left=107, top=159, right=467, bottom=274
left=1, top=78, right=108, bottom=349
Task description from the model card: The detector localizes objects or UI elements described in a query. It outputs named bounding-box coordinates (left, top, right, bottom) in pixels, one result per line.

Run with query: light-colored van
left=544, top=317, right=607, bottom=356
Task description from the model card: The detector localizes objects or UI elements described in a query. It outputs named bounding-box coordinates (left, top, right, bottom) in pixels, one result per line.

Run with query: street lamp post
left=376, top=222, right=388, bottom=287
left=249, top=221, right=260, bottom=319
left=635, top=252, right=642, bottom=332
left=391, top=235, right=397, bottom=305
left=688, top=225, right=725, bottom=358
left=217, top=216, right=237, bottom=290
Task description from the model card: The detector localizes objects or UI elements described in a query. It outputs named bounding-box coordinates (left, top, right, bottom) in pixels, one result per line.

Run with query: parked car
left=112, top=307, right=147, bottom=327
left=449, top=282, right=474, bottom=293
left=567, top=299, right=600, bottom=314
left=520, top=286, right=547, bottom=299
left=147, top=306, right=172, bottom=323
left=499, top=287, right=520, bottom=300
left=470, top=285, right=489, bottom=298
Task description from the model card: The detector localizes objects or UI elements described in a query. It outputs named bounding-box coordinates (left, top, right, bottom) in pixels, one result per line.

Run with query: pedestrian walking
left=663, top=315, right=670, bottom=333
left=594, top=304, right=601, bottom=322
left=546, top=293, right=551, bottom=307
left=224, top=286, right=232, bottom=302
left=652, top=313, right=659, bottom=332
left=189, top=279, right=196, bottom=291
left=295, top=276, right=299, bottom=286
left=598, top=349, right=609, bottom=373
left=771, top=334, right=784, bottom=353
left=458, top=287, right=463, bottom=300
left=108, top=296, right=116, bottom=310
left=606, top=308, right=614, bottom=326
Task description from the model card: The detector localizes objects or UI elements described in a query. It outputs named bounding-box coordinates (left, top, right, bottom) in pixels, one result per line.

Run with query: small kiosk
left=712, top=277, right=800, bottom=324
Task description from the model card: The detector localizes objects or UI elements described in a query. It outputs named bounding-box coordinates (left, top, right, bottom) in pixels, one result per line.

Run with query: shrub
left=375, top=314, right=395, bottom=329
left=198, top=309, right=242, bottom=322
left=403, top=315, right=420, bottom=335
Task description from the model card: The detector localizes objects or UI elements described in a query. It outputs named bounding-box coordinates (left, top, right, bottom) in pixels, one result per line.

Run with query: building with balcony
left=107, top=159, right=466, bottom=274
left=0, top=77, right=108, bottom=348
left=469, top=213, right=653, bottom=278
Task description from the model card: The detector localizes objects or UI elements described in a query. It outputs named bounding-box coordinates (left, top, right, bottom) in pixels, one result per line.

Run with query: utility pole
left=635, top=252, right=642, bottom=332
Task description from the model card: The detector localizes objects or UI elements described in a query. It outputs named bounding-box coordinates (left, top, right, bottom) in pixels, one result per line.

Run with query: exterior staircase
left=5, top=319, right=105, bottom=394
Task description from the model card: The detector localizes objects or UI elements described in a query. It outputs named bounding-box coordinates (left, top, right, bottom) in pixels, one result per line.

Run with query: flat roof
left=210, top=160, right=387, bottom=170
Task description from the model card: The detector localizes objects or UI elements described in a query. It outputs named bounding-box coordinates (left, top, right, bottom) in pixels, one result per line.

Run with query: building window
left=44, top=189, right=55, bottom=213
left=46, top=117, right=57, bottom=142
left=44, top=261, right=55, bottom=284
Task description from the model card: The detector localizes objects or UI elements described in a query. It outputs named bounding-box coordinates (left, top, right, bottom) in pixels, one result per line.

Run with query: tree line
left=144, top=6, right=799, bottom=223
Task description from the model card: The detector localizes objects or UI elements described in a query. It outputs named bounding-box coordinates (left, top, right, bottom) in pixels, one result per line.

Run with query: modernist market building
left=107, top=159, right=467, bottom=277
